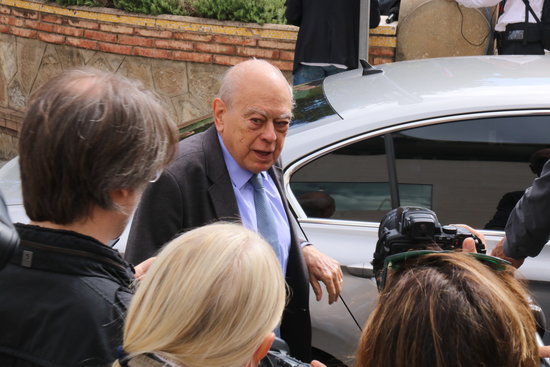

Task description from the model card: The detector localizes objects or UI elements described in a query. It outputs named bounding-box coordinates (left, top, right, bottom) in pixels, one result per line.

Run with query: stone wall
left=0, top=0, right=397, bottom=159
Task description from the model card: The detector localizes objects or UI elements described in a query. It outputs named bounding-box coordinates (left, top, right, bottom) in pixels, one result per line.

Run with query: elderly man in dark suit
left=125, top=59, right=342, bottom=362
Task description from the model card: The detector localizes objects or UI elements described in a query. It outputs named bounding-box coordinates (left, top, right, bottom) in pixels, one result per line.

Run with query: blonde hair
left=356, top=252, right=538, bottom=367
left=115, top=223, right=286, bottom=367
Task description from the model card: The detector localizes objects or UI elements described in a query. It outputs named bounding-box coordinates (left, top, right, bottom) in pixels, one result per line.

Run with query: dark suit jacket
left=285, top=0, right=380, bottom=72
left=126, top=126, right=312, bottom=361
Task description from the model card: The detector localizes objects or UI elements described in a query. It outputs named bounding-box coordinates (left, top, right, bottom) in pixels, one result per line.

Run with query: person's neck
left=30, top=206, right=128, bottom=245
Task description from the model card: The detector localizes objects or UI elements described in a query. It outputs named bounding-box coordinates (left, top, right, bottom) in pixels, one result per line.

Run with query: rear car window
left=291, top=79, right=340, bottom=128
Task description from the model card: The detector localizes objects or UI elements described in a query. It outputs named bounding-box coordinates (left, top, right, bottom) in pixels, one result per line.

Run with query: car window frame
left=284, top=109, right=550, bottom=230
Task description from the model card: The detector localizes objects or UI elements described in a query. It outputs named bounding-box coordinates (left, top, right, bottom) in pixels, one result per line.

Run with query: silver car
left=1, top=55, right=550, bottom=366
left=282, top=55, right=550, bottom=365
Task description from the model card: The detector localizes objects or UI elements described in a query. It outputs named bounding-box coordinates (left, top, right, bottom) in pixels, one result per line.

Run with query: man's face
left=214, top=77, right=293, bottom=174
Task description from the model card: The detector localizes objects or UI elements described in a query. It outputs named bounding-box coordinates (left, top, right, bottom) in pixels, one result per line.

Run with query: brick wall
left=0, top=0, right=302, bottom=71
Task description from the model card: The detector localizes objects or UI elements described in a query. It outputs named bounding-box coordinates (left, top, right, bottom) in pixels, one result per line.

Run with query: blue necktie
left=249, top=173, right=283, bottom=267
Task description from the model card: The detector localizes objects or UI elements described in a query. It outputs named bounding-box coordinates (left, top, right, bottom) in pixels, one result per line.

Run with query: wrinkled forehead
left=234, top=77, right=292, bottom=111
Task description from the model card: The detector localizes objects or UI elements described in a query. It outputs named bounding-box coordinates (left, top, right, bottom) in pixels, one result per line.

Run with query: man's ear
left=110, top=188, right=133, bottom=205
left=252, top=332, right=275, bottom=365
left=110, top=188, right=141, bottom=213
left=212, top=98, right=226, bottom=134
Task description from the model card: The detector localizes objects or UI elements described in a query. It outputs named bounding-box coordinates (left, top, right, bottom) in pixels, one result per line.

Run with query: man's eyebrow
left=278, top=112, right=293, bottom=120
left=243, top=107, right=268, bottom=117
left=243, top=108, right=292, bottom=120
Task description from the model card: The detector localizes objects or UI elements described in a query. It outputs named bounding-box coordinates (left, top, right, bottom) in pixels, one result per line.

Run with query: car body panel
left=284, top=56, right=550, bottom=165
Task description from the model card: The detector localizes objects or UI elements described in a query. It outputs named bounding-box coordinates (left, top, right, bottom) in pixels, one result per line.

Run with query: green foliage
left=113, top=0, right=185, bottom=15
left=49, top=0, right=185, bottom=15
left=48, top=0, right=287, bottom=23
left=52, top=0, right=102, bottom=7
left=189, top=0, right=286, bottom=24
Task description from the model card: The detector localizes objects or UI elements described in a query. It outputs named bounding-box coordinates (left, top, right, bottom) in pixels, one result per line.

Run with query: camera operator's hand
left=491, top=237, right=525, bottom=268
left=302, top=245, right=343, bottom=304
left=453, top=224, right=486, bottom=253
left=311, top=361, right=327, bottom=367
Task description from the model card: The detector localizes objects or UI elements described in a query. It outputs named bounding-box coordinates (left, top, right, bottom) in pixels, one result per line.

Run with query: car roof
left=283, top=55, right=550, bottom=165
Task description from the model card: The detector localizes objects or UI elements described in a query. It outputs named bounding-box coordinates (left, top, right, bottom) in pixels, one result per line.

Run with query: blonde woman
left=114, top=223, right=324, bottom=367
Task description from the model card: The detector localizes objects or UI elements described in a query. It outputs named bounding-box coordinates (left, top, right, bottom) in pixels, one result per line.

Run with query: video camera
left=372, top=206, right=486, bottom=289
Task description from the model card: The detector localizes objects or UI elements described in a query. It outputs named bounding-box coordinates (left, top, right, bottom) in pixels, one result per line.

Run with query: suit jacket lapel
left=269, top=162, right=286, bottom=204
left=269, top=161, right=306, bottom=243
left=203, top=126, right=241, bottom=221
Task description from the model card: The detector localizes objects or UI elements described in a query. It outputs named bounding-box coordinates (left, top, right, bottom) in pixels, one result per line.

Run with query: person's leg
left=293, top=65, right=326, bottom=85
left=323, top=65, right=347, bottom=76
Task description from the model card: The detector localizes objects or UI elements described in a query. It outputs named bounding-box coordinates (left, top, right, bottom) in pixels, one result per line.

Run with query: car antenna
left=360, top=59, right=383, bottom=76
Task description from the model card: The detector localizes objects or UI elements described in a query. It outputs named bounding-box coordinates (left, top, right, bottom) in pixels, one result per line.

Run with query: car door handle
left=346, top=263, right=375, bottom=278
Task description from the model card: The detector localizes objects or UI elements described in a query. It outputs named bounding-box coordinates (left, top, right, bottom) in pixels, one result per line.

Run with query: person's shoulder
left=176, top=130, right=209, bottom=156
left=501, top=190, right=525, bottom=203
left=168, top=130, right=217, bottom=171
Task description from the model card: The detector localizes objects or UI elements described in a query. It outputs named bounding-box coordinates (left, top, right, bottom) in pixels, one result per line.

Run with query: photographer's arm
left=491, top=238, right=525, bottom=268
left=502, top=160, right=550, bottom=260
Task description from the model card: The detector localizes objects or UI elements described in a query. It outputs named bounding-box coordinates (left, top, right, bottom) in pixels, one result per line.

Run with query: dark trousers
left=293, top=64, right=347, bottom=85
left=497, top=38, right=545, bottom=55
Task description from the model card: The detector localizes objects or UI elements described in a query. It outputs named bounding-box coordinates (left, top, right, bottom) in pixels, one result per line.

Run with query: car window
left=290, top=115, right=550, bottom=227
left=290, top=135, right=393, bottom=221
left=393, top=115, right=550, bottom=228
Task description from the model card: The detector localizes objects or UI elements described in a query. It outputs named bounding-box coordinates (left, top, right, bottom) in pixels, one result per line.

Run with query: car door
left=284, top=111, right=550, bottom=364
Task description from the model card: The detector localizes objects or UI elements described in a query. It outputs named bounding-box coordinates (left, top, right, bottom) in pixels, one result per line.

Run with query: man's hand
left=302, top=245, right=343, bottom=304
left=134, top=257, right=156, bottom=280
left=454, top=224, right=486, bottom=253
left=311, top=360, right=327, bottom=367
left=491, top=237, right=525, bottom=268
left=540, top=345, right=550, bottom=358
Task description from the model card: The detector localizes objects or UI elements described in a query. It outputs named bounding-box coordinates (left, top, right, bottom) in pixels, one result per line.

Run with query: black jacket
left=0, top=224, right=134, bottom=367
left=286, top=0, right=381, bottom=72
